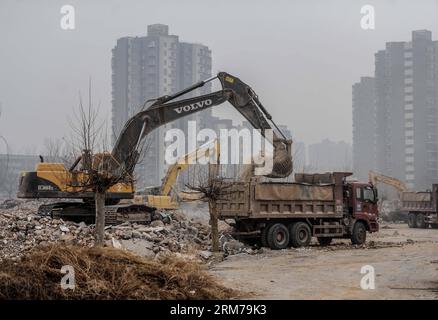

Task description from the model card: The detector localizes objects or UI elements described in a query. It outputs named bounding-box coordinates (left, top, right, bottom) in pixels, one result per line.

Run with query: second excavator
left=138, top=139, right=219, bottom=210
left=17, top=72, right=293, bottom=223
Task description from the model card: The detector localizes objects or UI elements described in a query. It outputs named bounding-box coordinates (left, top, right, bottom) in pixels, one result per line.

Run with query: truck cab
left=346, top=181, right=379, bottom=233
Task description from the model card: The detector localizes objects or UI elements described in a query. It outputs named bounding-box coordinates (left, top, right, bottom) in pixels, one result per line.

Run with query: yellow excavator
left=136, top=139, right=219, bottom=210
left=17, top=72, right=293, bottom=223
left=368, top=170, right=408, bottom=216
left=368, top=170, right=408, bottom=195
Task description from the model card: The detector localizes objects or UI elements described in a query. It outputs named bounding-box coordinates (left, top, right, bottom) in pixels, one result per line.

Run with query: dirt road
left=210, top=224, right=438, bottom=299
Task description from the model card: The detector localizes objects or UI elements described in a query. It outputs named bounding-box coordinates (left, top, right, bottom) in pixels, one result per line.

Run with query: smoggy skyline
left=1, top=0, right=438, bottom=154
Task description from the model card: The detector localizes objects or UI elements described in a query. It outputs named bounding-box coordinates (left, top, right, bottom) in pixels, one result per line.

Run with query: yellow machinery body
left=18, top=161, right=133, bottom=201
left=144, top=139, right=219, bottom=210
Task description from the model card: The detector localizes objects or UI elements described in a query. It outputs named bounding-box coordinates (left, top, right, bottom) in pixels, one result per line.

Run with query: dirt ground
left=210, top=224, right=438, bottom=299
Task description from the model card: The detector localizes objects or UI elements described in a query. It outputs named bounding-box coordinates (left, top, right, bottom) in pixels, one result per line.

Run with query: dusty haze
left=1, top=0, right=438, bottom=154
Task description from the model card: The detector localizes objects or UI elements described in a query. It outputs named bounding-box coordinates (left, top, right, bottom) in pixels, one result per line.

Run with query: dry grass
left=0, top=245, right=236, bottom=300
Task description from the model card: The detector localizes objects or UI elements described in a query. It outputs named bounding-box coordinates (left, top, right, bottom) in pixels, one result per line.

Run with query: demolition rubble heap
left=0, top=200, right=219, bottom=261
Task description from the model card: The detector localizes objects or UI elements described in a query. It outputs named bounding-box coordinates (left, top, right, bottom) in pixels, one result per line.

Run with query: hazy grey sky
left=1, top=0, right=438, bottom=154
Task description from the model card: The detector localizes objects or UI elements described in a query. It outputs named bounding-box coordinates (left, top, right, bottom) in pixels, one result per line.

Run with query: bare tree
left=59, top=80, right=140, bottom=246
left=42, top=137, right=77, bottom=166
left=185, top=164, right=232, bottom=252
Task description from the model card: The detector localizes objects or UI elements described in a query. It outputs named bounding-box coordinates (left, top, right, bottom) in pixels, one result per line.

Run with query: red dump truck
left=217, top=172, right=379, bottom=249
left=402, top=185, right=438, bottom=229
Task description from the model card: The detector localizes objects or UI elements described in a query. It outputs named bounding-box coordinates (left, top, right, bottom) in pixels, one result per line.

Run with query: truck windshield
left=356, top=186, right=376, bottom=203
left=363, top=187, right=375, bottom=203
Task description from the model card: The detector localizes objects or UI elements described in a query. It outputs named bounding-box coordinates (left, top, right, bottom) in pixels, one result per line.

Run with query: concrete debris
left=0, top=199, right=22, bottom=209
left=199, top=250, right=213, bottom=260
left=318, top=240, right=407, bottom=252
left=150, top=220, right=165, bottom=228
left=111, top=237, right=122, bottom=249
left=0, top=200, right=251, bottom=262
left=219, top=234, right=257, bottom=256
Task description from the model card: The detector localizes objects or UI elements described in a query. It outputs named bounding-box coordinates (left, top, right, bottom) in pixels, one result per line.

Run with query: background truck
left=369, top=170, right=438, bottom=228
left=216, top=172, right=379, bottom=249
left=402, top=185, right=438, bottom=229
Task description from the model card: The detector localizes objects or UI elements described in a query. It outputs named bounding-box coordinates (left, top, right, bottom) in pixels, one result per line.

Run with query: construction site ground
left=210, top=223, right=438, bottom=299
left=2, top=200, right=437, bottom=300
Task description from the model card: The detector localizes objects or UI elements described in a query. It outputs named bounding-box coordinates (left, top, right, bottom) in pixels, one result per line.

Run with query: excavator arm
left=368, top=170, right=408, bottom=195
left=111, top=72, right=293, bottom=179
left=144, top=139, right=219, bottom=209
left=160, top=139, right=219, bottom=196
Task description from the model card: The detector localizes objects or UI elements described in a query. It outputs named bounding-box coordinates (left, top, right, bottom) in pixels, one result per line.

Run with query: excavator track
left=39, top=202, right=155, bottom=225
left=104, top=204, right=154, bottom=225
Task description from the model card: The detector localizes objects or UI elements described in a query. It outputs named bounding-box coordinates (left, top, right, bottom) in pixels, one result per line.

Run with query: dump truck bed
left=401, top=191, right=436, bottom=212
left=217, top=180, right=344, bottom=219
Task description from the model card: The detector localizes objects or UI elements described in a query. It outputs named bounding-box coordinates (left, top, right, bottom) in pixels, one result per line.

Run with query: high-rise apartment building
left=353, top=30, right=438, bottom=190
left=404, top=30, right=438, bottom=189
left=375, top=42, right=406, bottom=182
left=111, top=24, right=212, bottom=187
left=352, top=77, right=376, bottom=181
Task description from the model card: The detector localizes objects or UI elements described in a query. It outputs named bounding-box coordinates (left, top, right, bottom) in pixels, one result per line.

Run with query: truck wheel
left=416, top=213, right=426, bottom=229
left=289, top=222, right=312, bottom=248
left=261, top=224, right=271, bottom=248
left=317, top=237, right=332, bottom=246
left=431, top=224, right=438, bottom=229
left=408, top=213, right=417, bottom=228
left=266, top=223, right=289, bottom=250
left=351, top=221, right=367, bottom=245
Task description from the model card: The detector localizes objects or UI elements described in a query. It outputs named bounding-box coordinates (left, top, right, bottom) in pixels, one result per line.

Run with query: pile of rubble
left=108, top=211, right=213, bottom=258
left=0, top=200, right=218, bottom=261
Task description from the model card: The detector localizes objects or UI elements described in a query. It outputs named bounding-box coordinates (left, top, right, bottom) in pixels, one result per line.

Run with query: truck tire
left=416, top=213, right=426, bottom=229
left=431, top=224, right=438, bottom=229
left=317, top=237, right=332, bottom=246
left=289, top=222, right=312, bottom=248
left=351, top=221, right=366, bottom=245
left=266, top=223, right=289, bottom=250
left=408, top=213, right=417, bottom=228
left=261, top=224, right=271, bottom=248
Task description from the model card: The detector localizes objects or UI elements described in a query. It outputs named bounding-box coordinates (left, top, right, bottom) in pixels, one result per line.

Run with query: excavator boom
left=110, top=72, right=293, bottom=180
left=368, top=170, right=408, bottom=194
